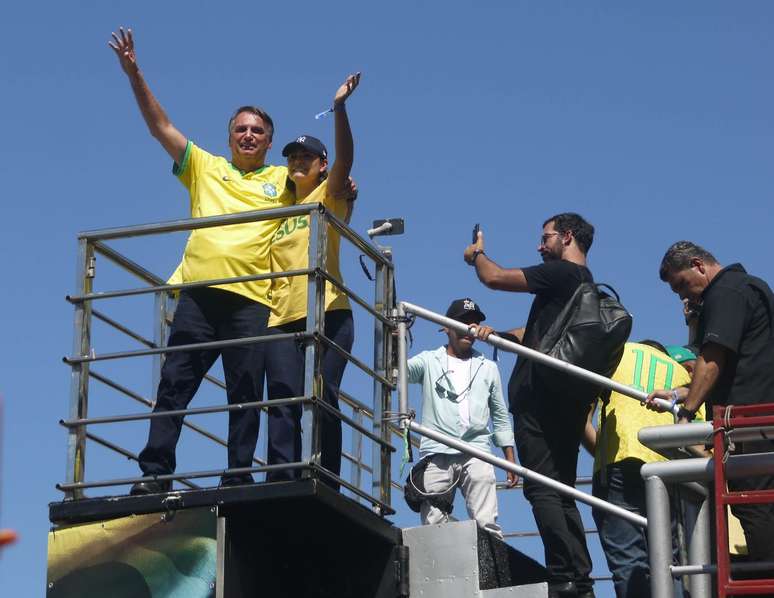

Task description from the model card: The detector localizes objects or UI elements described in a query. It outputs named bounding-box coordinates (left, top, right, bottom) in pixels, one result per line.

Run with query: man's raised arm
left=463, top=230, right=530, bottom=292
left=109, top=27, right=187, bottom=164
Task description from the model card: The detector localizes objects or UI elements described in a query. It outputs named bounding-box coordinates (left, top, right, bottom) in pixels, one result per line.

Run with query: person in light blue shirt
left=407, top=298, right=517, bottom=538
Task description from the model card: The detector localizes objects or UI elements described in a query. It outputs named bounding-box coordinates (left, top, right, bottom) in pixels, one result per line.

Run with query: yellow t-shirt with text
left=268, top=179, right=351, bottom=326
left=172, top=142, right=293, bottom=306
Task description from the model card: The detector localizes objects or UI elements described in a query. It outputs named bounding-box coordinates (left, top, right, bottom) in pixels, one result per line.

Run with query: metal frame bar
left=62, top=202, right=398, bottom=509
left=309, top=464, right=395, bottom=515
left=409, top=420, right=647, bottom=526
left=318, top=332, right=394, bottom=389
left=317, top=269, right=393, bottom=326
left=67, top=269, right=311, bottom=303
left=301, top=208, right=325, bottom=475
left=64, top=331, right=305, bottom=364
left=645, top=475, right=676, bottom=598
left=88, top=370, right=265, bottom=466
left=61, top=397, right=309, bottom=427
left=84, top=431, right=200, bottom=490
left=371, top=259, right=394, bottom=510
left=57, top=462, right=310, bottom=491
left=93, top=240, right=163, bottom=286
left=323, top=209, right=393, bottom=268
left=65, top=238, right=94, bottom=499
left=316, top=397, right=395, bottom=449
left=401, top=301, right=678, bottom=414
left=80, top=204, right=319, bottom=241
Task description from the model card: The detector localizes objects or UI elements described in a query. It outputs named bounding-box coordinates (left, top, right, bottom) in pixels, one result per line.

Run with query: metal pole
left=371, top=261, right=389, bottom=510
left=673, top=488, right=690, bottom=596
left=640, top=422, right=774, bottom=449
left=688, top=493, right=713, bottom=598
left=409, top=420, right=648, bottom=527
left=65, top=238, right=94, bottom=500
left=301, top=207, right=326, bottom=476
left=397, top=303, right=408, bottom=429
left=645, top=475, right=675, bottom=598
left=400, top=301, right=678, bottom=414
left=641, top=453, right=774, bottom=484
left=80, top=203, right=319, bottom=241
left=350, top=406, right=364, bottom=503
left=379, top=263, right=395, bottom=508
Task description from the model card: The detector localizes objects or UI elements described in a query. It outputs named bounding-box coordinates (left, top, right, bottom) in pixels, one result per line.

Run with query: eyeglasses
left=539, top=232, right=562, bottom=246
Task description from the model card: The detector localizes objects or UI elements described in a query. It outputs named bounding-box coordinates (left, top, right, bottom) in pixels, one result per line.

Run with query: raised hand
left=464, top=230, right=485, bottom=265
left=333, top=72, right=361, bottom=107
left=108, top=27, right=139, bottom=75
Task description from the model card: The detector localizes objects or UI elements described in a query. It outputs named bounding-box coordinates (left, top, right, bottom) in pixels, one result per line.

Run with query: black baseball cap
left=282, top=135, right=328, bottom=160
left=445, top=298, right=486, bottom=323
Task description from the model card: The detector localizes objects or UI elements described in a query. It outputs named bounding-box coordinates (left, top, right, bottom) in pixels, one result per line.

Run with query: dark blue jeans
left=138, top=288, right=268, bottom=481
left=592, top=459, right=683, bottom=598
left=264, top=309, right=354, bottom=489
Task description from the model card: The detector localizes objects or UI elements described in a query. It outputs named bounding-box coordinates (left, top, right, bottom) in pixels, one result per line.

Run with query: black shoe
left=577, top=592, right=595, bottom=598
left=548, top=581, right=577, bottom=598
left=220, top=474, right=255, bottom=487
left=130, top=480, right=172, bottom=495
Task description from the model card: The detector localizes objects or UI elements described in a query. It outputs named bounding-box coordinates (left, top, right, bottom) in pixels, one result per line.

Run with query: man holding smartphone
left=464, top=213, right=598, bottom=598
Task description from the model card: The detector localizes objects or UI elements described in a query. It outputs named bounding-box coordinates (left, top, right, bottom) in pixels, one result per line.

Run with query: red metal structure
left=713, top=403, right=774, bottom=597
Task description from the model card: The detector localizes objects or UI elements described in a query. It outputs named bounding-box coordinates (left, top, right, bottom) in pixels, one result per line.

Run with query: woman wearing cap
left=264, top=73, right=361, bottom=489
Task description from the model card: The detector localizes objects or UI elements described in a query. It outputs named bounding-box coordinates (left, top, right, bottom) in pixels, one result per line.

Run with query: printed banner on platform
left=47, top=507, right=217, bottom=598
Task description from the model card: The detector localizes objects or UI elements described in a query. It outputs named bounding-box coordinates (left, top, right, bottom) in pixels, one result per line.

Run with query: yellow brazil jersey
left=268, top=178, right=351, bottom=327
left=594, top=342, right=703, bottom=470
left=173, top=141, right=293, bottom=306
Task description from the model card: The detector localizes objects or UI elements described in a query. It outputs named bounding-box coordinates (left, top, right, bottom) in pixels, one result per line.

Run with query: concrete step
left=402, top=520, right=548, bottom=597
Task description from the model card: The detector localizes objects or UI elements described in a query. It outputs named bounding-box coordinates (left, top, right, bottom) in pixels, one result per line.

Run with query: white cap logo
left=297, top=136, right=306, bottom=143
left=463, top=299, right=476, bottom=311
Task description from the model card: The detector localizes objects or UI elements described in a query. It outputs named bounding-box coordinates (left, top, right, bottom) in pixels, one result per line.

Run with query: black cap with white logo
left=282, top=135, right=328, bottom=160
left=445, top=298, right=486, bottom=323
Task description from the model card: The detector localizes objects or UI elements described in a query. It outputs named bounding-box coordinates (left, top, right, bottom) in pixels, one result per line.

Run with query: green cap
left=666, top=345, right=697, bottom=364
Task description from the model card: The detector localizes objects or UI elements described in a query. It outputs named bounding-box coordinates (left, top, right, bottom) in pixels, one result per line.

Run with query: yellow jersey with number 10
left=594, top=342, right=702, bottom=470
left=268, top=179, right=351, bottom=327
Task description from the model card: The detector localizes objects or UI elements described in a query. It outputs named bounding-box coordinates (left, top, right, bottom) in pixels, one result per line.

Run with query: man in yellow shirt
left=110, top=28, right=292, bottom=494
left=583, top=341, right=697, bottom=598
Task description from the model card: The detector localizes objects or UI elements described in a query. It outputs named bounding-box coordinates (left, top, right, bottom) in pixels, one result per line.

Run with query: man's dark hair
left=659, top=241, right=718, bottom=281
left=543, top=212, right=595, bottom=254
left=638, top=339, right=668, bottom=354
left=228, top=106, right=275, bottom=141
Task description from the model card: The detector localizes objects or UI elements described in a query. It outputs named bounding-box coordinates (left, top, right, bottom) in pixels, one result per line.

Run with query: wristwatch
left=676, top=407, right=696, bottom=422
left=470, top=250, right=485, bottom=265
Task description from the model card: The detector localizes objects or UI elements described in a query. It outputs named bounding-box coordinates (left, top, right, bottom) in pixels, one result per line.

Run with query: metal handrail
left=396, top=301, right=650, bottom=528
left=89, top=370, right=265, bottom=466
left=67, top=269, right=312, bottom=303
left=409, top=420, right=648, bottom=527
left=64, top=331, right=305, bottom=364
left=79, top=203, right=319, bottom=241
left=61, top=397, right=310, bottom=428
left=400, top=301, right=677, bottom=415
left=63, top=202, right=397, bottom=508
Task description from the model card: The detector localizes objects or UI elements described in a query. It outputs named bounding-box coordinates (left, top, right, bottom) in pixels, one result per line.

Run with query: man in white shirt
left=407, top=298, right=517, bottom=538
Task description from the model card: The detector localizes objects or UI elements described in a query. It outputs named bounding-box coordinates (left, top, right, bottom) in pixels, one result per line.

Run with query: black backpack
left=533, top=282, right=632, bottom=401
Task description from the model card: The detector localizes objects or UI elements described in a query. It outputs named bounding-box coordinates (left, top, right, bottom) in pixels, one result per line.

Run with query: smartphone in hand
left=472, top=223, right=480, bottom=244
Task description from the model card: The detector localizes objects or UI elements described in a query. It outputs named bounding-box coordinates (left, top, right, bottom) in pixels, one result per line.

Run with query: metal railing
left=59, top=203, right=406, bottom=513
left=639, top=415, right=774, bottom=598
left=396, top=300, right=774, bottom=597
left=393, top=300, right=690, bottom=592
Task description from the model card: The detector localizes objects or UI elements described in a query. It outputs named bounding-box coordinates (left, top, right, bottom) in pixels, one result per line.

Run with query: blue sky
left=2, top=2, right=774, bottom=595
